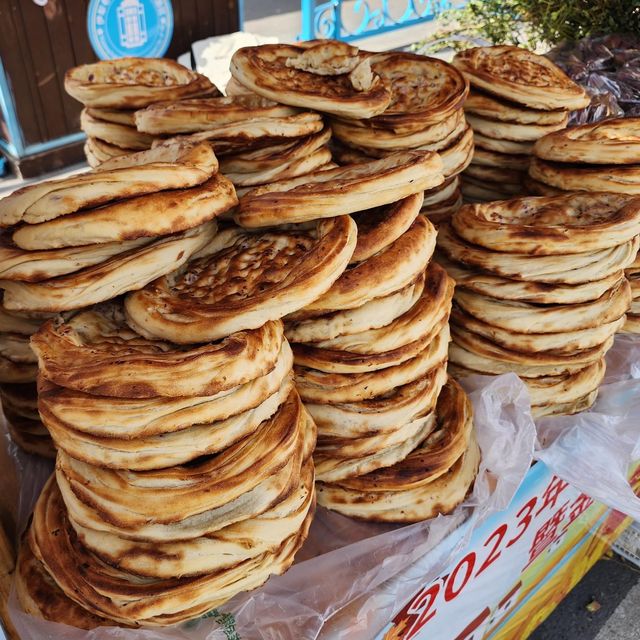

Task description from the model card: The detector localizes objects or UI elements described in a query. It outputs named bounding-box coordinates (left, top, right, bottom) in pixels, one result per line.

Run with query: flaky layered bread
left=125, top=216, right=356, bottom=342
left=366, top=52, right=468, bottom=133
left=55, top=389, right=311, bottom=539
left=80, top=110, right=153, bottom=150
left=12, top=173, right=236, bottom=250
left=350, top=192, right=422, bottom=263
left=464, top=90, right=568, bottom=125
left=0, top=234, right=152, bottom=282
left=438, top=223, right=639, bottom=284
left=439, top=126, right=475, bottom=177
left=86, top=107, right=136, bottom=126
left=72, top=460, right=315, bottom=578
left=230, top=42, right=392, bottom=119
left=295, top=323, right=449, bottom=404
left=16, top=539, right=110, bottom=630
left=529, top=157, right=640, bottom=195
left=29, top=473, right=313, bottom=625
left=471, top=146, right=530, bottom=170
left=423, top=176, right=460, bottom=206
left=533, top=117, right=640, bottom=164
left=465, top=112, right=568, bottom=142
left=523, top=175, right=565, bottom=196
left=460, top=176, right=524, bottom=202
left=84, top=137, right=131, bottom=168
left=317, top=379, right=479, bottom=522
left=296, top=215, right=436, bottom=317
left=1, top=222, right=217, bottom=312
left=331, top=109, right=466, bottom=151
left=135, top=95, right=299, bottom=134
left=451, top=306, right=625, bottom=355
left=167, top=112, right=325, bottom=155
left=452, top=193, right=640, bottom=255
left=37, top=342, right=293, bottom=439
left=6, top=410, right=56, bottom=457
left=220, top=127, right=330, bottom=174
left=236, top=150, right=443, bottom=226
left=65, top=57, right=218, bottom=108
left=452, top=46, right=589, bottom=111
left=421, top=191, right=463, bottom=225
left=286, top=273, right=424, bottom=344
left=0, top=141, right=217, bottom=227
left=463, top=164, right=526, bottom=187
left=473, top=131, right=534, bottom=155
left=292, top=286, right=451, bottom=374
left=43, top=377, right=294, bottom=471
left=31, top=303, right=285, bottom=398
left=0, top=382, right=39, bottom=419
left=454, top=279, right=630, bottom=334
left=0, top=306, right=57, bottom=335
left=438, top=253, right=624, bottom=304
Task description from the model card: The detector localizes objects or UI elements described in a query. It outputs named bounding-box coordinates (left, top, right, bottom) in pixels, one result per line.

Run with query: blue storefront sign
left=87, top=0, right=174, bottom=60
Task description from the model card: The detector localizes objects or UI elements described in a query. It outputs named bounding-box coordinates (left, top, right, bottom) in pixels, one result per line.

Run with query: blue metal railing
left=299, top=0, right=451, bottom=42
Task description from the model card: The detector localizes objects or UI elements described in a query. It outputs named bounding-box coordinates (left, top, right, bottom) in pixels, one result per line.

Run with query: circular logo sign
left=87, top=0, right=174, bottom=60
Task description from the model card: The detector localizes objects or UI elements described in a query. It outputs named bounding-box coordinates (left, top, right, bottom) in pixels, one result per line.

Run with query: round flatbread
left=86, top=107, right=136, bottom=126
left=464, top=90, right=569, bottom=125
left=31, top=302, right=285, bottom=398
left=236, top=150, right=443, bottom=227
left=1, top=222, right=218, bottom=312
left=0, top=141, right=217, bottom=227
left=84, top=137, right=132, bottom=168
left=463, top=163, right=526, bottom=186
left=437, top=223, right=639, bottom=284
left=80, top=110, right=154, bottom=150
left=465, top=111, right=568, bottom=142
left=452, top=192, right=640, bottom=255
left=125, top=216, right=357, bottom=342
left=473, top=131, right=534, bottom=155
left=135, top=95, right=299, bottom=134
left=471, top=146, right=530, bottom=170
left=529, top=157, right=640, bottom=195
left=65, top=57, right=217, bottom=108
left=533, top=116, right=640, bottom=164
left=230, top=42, right=392, bottom=119
left=365, top=51, right=468, bottom=133
left=12, top=173, right=236, bottom=250
left=452, top=46, right=589, bottom=110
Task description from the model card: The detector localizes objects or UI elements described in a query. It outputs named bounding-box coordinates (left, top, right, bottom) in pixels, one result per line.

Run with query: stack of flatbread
left=229, top=41, right=472, bottom=224
left=528, top=117, right=640, bottom=331
left=229, top=143, right=480, bottom=522
left=438, top=193, right=640, bottom=416
left=0, top=139, right=236, bottom=458
left=135, top=96, right=332, bottom=194
left=19, top=303, right=316, bottom=627
left=65, top=57, right=219, bottom=165
left=452, top=46, right=589, bottom=202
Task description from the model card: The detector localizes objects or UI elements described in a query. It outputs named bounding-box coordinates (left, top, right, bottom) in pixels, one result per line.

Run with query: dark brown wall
left=0, top=0, right=240, bottom=148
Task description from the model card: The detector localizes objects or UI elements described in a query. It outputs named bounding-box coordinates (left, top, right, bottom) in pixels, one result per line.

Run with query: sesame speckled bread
left=0, top=140, right=217, bottom=227
left=135, top=95, right=299, bottom=134
left=12, top=172, right=236, bottom=250
left=236, top=150, right=443, bottom=227
left=31, top=303, right=285, bottom=398
left=230, top=42, right=392, bottom=119
left=437, top=223, right=639, bottom=284
left=464, top=90, right=568, bottom=124
left=533, top=117, right=640, bottom=165
left=125, top=216, right=356, bottom=343
left=452, top=46, right=589, bottom=111
left=316, top=378, right=479, bottom=522
left=529, top=157, right=640, bottom=195
left=1, top=222, right=218, bottom=312
left=65, top=57, right=218, bottom=108
left=452, top=193, right=640, bottom=255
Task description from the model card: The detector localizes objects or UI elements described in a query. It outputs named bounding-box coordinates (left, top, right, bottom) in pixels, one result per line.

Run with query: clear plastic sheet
left=7, top=336, right=640, bottom=639
left=547, top=34, right=640, bottom=123
left=6, top=374, right=537, bottom=640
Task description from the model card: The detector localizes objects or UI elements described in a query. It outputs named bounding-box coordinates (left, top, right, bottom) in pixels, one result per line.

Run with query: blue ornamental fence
left=299, top=0, right=452, bottom=42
